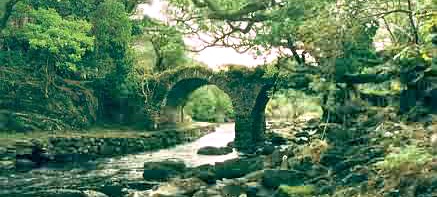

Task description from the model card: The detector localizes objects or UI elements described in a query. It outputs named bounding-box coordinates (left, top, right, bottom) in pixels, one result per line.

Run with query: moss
left=375, top=145, right=433, bottom=175
left=275, top=185, right=316, bottom=197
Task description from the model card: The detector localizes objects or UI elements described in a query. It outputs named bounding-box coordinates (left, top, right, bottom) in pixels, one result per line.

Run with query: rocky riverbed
left=1, top=118, right=436, bottom=197
left=0, top=124, right=238, bottom=196
left=0, top=124, right=216, bottom=173
left=131, top=118, right=437, bottom=197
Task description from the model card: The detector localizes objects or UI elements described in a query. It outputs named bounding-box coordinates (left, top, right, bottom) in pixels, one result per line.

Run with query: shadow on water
left=0, top=123, right=238, bottom=196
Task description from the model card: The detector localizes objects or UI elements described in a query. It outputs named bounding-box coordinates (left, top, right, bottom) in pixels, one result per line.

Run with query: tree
left=185, top=85, right=234, bottom=122
left=92, top=0, right=132, bottom=77
left=2, top=2, right=94, bottom=97
left=166, top=0, right=435, bottom=115
left=91, top=0, right=138, bottom=123
left=133, top=18, right=187, bottom=72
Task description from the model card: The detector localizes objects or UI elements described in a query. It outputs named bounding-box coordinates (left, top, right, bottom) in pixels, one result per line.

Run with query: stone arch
left=160, top=77, right=235, bottom=125
left=149, top=65, right=277, bottom=151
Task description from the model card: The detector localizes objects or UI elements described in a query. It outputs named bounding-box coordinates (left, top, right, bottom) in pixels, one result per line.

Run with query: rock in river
left=150, top=177, right=207, bottom=197
left=15, top=158, right=37, bottom=171
left=30, top=189, right=108, bottom=197
left=143, top=159, right=187, bottom=181
left=274, top=185, right=315, bottom=197
left=214, top=157, right=264, bottom=179
left=197, top=146, right=233, bottom=155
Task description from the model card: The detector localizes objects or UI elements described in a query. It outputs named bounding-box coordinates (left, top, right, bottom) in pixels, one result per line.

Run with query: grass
left=0, top=122, right=216, bottom=147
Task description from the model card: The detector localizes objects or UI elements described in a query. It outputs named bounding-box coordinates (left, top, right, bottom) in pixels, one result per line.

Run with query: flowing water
left=0, top=123, right=238, bottom=196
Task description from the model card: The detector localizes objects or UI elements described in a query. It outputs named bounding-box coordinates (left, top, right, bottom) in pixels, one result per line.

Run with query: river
left=0, top=123, right=238, bottom=196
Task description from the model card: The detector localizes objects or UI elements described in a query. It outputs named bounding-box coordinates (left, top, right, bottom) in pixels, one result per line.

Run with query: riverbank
left=0, top=123, right=236, bottom=197
left=0, top=122, right=216, bottom=172
left=134, top=118, right=436, bottom=197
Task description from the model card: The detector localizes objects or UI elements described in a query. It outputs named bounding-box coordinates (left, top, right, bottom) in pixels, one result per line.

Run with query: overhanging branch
left=191, top=0, right=271, bottom=21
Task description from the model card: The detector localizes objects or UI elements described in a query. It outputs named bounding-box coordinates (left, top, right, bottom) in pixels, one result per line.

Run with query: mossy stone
left=274, top=185, right=316, bottom=197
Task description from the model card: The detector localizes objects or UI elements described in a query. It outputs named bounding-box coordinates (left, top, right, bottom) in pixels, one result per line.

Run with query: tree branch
left=191, top=0, right=271, bottom=21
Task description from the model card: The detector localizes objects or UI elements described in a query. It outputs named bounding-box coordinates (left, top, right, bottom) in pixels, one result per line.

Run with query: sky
left=137, top=0, right=277, bottom=68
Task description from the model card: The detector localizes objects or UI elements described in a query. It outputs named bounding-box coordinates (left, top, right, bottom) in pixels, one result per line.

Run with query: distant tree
left=185, top=85, right=234, bottom=122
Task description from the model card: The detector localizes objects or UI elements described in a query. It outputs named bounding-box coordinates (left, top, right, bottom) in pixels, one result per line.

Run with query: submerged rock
left=197, top=146, right=233, bottom=155
left=143, top=159, right=187, bottom=181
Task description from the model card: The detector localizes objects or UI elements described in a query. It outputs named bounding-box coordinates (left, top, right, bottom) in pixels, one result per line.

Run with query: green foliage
left=266, top=89, right=323, bottom=121
left=132, top=18, right=186, bottom=72
left=21, top=0, right=102, bottom=18
left=91, top=0, right=133, bottom=84
left=93, top=0, right=131, bottom=60
left=3, top=2, right=94, bottom=74
left=184, top=85, right=234, bottom=122
left=20, top=0, right=145, bottom=18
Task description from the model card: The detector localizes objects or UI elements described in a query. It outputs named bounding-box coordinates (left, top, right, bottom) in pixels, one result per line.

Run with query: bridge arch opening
left=161, top=78, right=234, bottom=126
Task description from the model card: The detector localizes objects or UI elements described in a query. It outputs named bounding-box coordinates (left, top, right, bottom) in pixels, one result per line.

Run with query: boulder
left=262, top=170, right=306, bottom=189
left=99, top=143, right=115, bottom=156
left=34, top=189, right=84, bottom=197
left=0, top=147, right=7, bottom=156
left=150, top=178, right=207, bottom=197
left=219, top=179, right=247, bottom=197
left=341, top=172, right=368, bottom=186
left=192, top=189, right=222, bottom=197
left=274, top=185, right=315, bottom=197
left=143, top=159, right=186, bottom=181
left=214, top=157, right=264, bottom=179
left=83, top=190, right=109, bottom=197
left=31, top=189, right=108, bottom=197
left=271, top=149, right=286, bottom=167
left=15, top=158, right=37, bottom=171
left=99, top=184, right=124, bottom=197
left=259, top=144, right=275, bottom=155
left=271, top=136, right=287, bottom=146
left=124, top=191, right=150, bottom=197
left=240, top=170, right=265, bottom=182
left=185, top=164, right=216, bottom=184
left=188, top=158, right=264, bottom=182
left=197, top=146, right=233, bottom=155
left=0, top=160, right=15, bottom=171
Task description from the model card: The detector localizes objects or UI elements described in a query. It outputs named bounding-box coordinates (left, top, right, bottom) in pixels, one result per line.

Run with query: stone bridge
left=144, top=65, right=276, bottom=151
